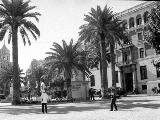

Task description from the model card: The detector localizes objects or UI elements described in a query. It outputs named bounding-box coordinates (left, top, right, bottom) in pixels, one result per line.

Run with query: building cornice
left=115, top=1, right=156, bottom=18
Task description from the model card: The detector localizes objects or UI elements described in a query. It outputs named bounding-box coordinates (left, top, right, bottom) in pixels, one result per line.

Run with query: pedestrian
left=89, top=88, right=92, bottom=100
left=110, top=88, right=118, bottom=111
left=41, top=88, right=48, bottom=114
left=91, top=89, right=95, bottom=100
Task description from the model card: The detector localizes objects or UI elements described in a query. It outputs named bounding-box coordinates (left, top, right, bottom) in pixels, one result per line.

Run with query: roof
left=0, top=44, right=10, bottom=54
left=115, top=1, right=156, bottom=18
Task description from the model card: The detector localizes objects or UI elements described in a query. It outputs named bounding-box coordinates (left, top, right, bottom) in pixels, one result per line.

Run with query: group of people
left=89, top=87, right=118, bottom=111
left=41, top=80, right=118, bottom=113
left=89, top=88, right=95, bottom=100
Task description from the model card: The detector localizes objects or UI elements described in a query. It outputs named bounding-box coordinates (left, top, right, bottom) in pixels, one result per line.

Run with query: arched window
left=136, top=14, right=142, bottom=25
left=122, top=20, right=127, bottom=30
left=129, top=17, right=134, bottom=28
left=143, top=11, right=149, bottom=23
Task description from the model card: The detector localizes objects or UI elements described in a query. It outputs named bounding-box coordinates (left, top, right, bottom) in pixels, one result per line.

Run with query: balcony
left=116, top=45, right=137, bottom=67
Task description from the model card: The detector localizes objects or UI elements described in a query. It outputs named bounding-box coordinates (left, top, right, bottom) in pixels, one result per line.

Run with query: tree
left=26, top=59, right=44, bottom=96
left=0, top=0, right=40, bottom=104
left=146, top=2, right=160, bottom=54
left=45, top=39, right=91, bottom=99
left=0, top=65, right=24, bottom=96
left=79, top=5, right=129, bottom=90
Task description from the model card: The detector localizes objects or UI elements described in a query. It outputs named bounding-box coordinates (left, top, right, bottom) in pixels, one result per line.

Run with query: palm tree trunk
left=66, top=78, right=72, bottom=99
left=100, top=34, right=108, bottom=97
left=100, top=60, right=102, bottom=87
left=3, top=82, right=7, bottom=95
left=37, top=78, right=41, bottom=96
left=12, top=26, right=21, bottom=105
left=110, top=44, right=116, bottom=87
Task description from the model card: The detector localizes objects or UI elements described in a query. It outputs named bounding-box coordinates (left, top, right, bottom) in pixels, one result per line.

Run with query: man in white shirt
left=41, top=89, right=48, bottom=114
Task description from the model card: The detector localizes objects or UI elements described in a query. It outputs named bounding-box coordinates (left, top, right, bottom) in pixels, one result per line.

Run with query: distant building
left=87, top=1, right=160, bottom=94
left=0, top=43, right=12, bottom=95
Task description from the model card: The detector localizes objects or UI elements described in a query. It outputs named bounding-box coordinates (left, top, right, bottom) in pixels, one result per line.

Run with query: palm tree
left=86, top=41, right=110, bottom=88
left=79, top=5, right=129, bottom=90
left=105, top=16, right=129, bottom=87
left=0, top=0, right=40, bottom=104
left=45, top=39, right=91, bottom=99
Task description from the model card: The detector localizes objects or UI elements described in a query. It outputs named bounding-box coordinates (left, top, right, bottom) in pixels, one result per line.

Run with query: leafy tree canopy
left=147, top=2, right=160, bottom=53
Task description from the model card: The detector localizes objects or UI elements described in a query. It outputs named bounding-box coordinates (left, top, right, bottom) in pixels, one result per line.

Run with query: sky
left=1, top=0, right=146, bottom=72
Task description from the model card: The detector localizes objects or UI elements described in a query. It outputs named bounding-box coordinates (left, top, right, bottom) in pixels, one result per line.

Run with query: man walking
left=41, top=88, right=48, bottom=114
left=110, top=88, right=118, bottom=111
left=89, top=88, right=92, bottom=100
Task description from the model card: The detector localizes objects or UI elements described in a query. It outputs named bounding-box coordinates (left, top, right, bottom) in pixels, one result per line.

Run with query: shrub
left=0, top=94, right=12, bottom=103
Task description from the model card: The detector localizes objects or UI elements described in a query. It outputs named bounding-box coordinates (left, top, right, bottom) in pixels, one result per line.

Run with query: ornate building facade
left=90, top=1, right=160, bottom=94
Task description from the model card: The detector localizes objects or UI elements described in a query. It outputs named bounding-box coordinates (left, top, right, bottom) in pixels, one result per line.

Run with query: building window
left=129, top=17, right=134, bottom=28
left=142, top=85, right=147, bottom=90
left=90, top=75, right=95, bottom=87
left=136, top=14, right=142, bottom=26
left=139, top=48, right=144, bottom=58
left=138, top=32, right=143, bottom=40
left=158, top=83, right=160, bottom=88
left=156, top=63, right=160, bottom=78
left=140, top=66, right=147, bottom=80
left=144, top=11, right=149, bottom=23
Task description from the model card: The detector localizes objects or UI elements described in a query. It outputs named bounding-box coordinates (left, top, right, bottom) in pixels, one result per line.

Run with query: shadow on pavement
left=118, top=99, right=160, bottom=110
left=0, top=102, right=107, bottom=115
left=0, top=96, right=160, bottom=115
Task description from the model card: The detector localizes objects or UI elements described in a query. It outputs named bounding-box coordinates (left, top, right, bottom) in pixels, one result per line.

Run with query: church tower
left=0, top=43, right=11, bottom=95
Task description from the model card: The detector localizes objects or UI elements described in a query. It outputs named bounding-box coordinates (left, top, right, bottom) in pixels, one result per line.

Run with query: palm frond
left=0, top=7, right=8, bottom=18
left=52, top=42, right=64, bottom=56
left=21, top=19, right=40, bottom=37
left=0, top=24, right=9, bottom=41
left=21, top=6, right=36, bottom=14
left=23, top=12, right=41, bottom=22
left=8, top=29, right=12, bottom=44
left=62, top=40, right=68, bottom=54
left=19, top=27, right=26, bottom=45
left=2, top=0, right=11, bottom=9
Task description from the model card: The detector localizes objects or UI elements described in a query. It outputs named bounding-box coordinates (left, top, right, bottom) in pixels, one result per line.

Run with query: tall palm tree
left=86, top=41, right=110, bottom=88
left=45, top=39, right=91, bottom=99
left=105, top=16, right=129, bottom=87
left=0, top=0, right=40, bottom=104
left=79, top=5, right=129, bottom=90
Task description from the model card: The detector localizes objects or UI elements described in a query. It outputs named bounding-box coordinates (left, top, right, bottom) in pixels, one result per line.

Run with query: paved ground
left=1, top=94, right=160, bottom=120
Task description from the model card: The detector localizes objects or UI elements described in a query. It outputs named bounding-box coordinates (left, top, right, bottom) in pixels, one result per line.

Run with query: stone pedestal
left=71, top=81, right=89, bottom=100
